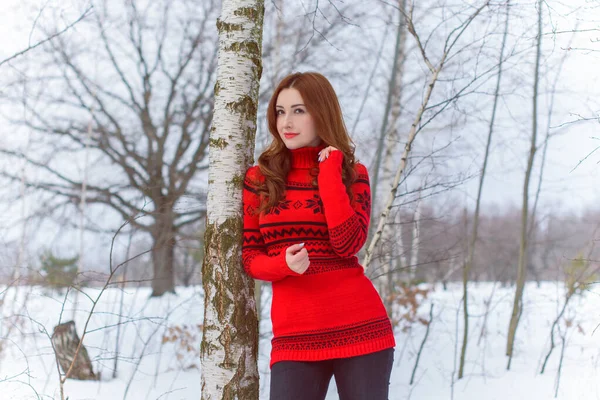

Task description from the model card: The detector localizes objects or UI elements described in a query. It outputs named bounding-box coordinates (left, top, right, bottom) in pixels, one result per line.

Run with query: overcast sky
left=1, top=0, right=599, bottom=219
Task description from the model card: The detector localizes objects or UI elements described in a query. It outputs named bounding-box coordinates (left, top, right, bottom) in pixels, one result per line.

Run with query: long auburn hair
left=255, top=72, right=358, bottom=214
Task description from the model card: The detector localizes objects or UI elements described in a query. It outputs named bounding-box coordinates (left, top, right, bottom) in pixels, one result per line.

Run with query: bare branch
left=0, top=6, right=94, bottom=68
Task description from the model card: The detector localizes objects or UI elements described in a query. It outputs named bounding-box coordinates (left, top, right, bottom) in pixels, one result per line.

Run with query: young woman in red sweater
left=242, top=72, right=395, bottom=400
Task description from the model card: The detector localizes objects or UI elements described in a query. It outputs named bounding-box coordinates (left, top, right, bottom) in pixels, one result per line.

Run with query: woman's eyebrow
left=276, top=104, right=305, bottom=108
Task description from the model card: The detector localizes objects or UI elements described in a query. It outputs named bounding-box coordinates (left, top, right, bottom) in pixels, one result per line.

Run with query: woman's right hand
left=285, top=243, right=310, bottom=274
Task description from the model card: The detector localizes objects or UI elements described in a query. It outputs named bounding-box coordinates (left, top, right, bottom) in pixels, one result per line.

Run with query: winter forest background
left=0, top=0, right=599, bottom=399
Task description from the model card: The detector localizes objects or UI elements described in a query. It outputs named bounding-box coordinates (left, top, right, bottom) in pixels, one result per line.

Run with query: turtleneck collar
left=290, top=143, right=327, bottom=169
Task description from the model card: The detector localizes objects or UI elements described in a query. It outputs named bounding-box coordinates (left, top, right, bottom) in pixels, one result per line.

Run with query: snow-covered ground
left=0, top=282, right=598, bottom=399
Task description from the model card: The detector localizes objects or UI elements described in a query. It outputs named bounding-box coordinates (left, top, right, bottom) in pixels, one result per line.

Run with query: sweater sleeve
left=242, top=166, right=301, bottom=282
left=317, top=151, right=371, bottom=257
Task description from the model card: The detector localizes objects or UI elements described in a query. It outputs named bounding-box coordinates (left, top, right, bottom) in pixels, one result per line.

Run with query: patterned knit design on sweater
left=242, top=144, right=395, bottom=367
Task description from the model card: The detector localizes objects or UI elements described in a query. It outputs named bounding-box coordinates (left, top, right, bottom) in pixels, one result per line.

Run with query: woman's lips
left=284, top=133, right=299, bottom=139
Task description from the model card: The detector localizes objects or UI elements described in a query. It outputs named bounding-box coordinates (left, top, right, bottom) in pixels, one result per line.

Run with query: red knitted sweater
left=242, top=144, right=395, bottom=368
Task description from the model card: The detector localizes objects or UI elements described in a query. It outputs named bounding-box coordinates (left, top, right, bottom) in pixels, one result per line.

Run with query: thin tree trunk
left=15, top=78, right=33, bottom=283
left=409, top=192, right=422, bottom=282
left=113, top=228, right=133, bottom=378
left=363, top=2, right=488, bottom=271
left=477, top=283, right=497, bottom=346
left=506, top=0, right=543, bottom=368
left=273, top=0, right=283, bottom=84
left=541, top=225, right=599, bottom=373
left=554, top=330, right=567, bottom=398
left=540, top=294, right=571, bottom=374
left=370, top=0, right=407, bottom=214
left=362, top=65, right=438, bottom=271
left=384, top=0, right=409, bottom=308
left=395, top=211, right=409, bottom=277
left=410, top=304, right=433, bottom=385
left=73, top=112, right=92, bottom=320
left=527, top=24, right=575, bottom=290
left=458, top=0, right=511, bottom=379
left=200, top=0, right=265, bottom=398
left=16, top=158, right=27, bottom=282
left=376, top=0, right=408, bottom=311
left=350, top=24, right=390, bottom=136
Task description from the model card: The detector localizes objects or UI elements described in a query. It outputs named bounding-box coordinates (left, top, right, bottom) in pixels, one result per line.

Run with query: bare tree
left=506, top=0, right=543, bottom=368
left=370, top=0, right=408, bottom=209
left=458, top=0, right=511, bottom=379
left=200, top=0, right=265, bottom=398
left=363, top=0, right=492, bottom=271
left=370, top=0, right=409, bottom=314
left=0, top=0, right=219, bottom=296
left=541, top=256, right=597, bottom=373
left=526, top=21, right=578, bottom=288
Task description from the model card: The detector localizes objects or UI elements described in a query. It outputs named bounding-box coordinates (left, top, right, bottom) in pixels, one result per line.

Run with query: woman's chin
left=282, top=140, right=304, bottom=150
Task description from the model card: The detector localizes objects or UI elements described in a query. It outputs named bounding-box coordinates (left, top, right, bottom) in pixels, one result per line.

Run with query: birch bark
left=200, top=0, right=265, bottom=398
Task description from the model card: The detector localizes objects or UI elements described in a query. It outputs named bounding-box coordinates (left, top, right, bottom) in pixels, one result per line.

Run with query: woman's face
left=276, top=88, right=322, bottom=150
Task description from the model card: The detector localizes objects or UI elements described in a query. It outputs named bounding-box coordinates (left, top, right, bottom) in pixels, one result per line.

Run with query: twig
left=540, top=297, right=570, bottom=373
left=56, top=215, right=150, bottom=392
left=554, top=324, right=567, bottom=398
left=363, top=1, right=490, bottom=271
left=570, top=145, right=600, bottom=173
left=410, top=303, right=434, bottom=385
left=451, top=299, right=460, bottom=400
left=0, top=6, right=94, bottom=68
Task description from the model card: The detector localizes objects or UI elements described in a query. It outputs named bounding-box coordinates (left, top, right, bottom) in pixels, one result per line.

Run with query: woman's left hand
left=318, top=146, right=340, bottom=162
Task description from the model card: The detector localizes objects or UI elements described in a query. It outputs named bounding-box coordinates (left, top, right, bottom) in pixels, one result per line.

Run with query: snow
left=0, top=282, right=598, bottom=399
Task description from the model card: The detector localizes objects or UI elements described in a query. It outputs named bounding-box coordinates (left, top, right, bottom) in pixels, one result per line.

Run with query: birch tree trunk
left=458, top=0, right=511, bottom=379
left=200, top=0, right=265, bottom=398
left=506, top=0, right=542, bottom=368
left=394, top=210, right=408, bottom=280
left=363, top=2, right=489, bottom=272
left=408, top=193, right=422, bottom=282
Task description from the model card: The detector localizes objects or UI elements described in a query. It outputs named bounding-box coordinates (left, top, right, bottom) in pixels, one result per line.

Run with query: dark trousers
left=269, top=348, right=394, bottom=400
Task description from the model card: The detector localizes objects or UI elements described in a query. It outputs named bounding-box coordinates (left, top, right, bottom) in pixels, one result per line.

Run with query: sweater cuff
left=317, top=151, right=355, bottom=224
left=275, top=251, right=302, bottom=278
left=321, top=149, right=343, bottom=169
left=317, top=150, right=344, bottom=192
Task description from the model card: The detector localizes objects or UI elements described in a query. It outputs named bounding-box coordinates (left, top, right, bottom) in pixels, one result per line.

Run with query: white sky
left=0, top=0, right=599, bottom=220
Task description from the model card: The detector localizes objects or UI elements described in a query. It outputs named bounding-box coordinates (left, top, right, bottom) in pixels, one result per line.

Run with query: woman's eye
left=294, top=108, right=305, bottom=114
left=276, top=110, right=284, bottom=115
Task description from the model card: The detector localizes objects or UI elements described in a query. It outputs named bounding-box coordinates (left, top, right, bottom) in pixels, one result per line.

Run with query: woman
left=242, top=72, right=396, bottom=400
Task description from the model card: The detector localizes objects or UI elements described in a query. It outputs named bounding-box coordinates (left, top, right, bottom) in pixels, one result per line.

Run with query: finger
left=319, top=150, right=328, bottom=162
left=301, top=262, right=310, bottom=273
left=292, top=248, right=308, bottom=261
left=287, top=242, right=305, bottom=254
